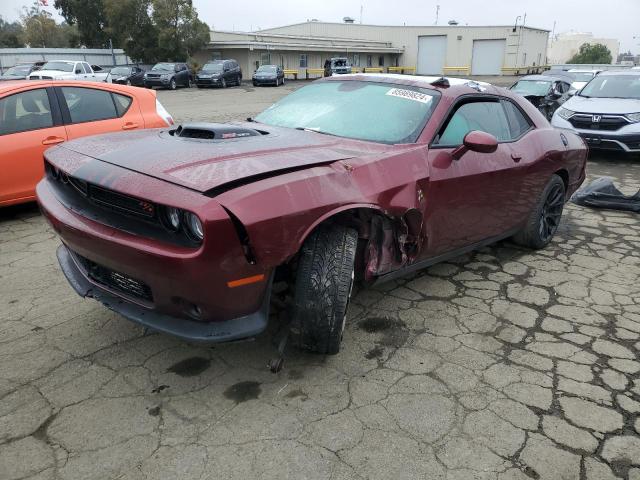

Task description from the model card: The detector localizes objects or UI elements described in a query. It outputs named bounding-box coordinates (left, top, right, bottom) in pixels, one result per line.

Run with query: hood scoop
left=170, top=123, right=265, bottom=140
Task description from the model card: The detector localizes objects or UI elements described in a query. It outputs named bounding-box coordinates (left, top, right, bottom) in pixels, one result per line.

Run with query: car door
left=0, top=87, right=66, bottom=205
left=179, top=64, right=189, bottom=85
left=132, top=67, right=144, bottom=86
left=82, top=62, right=96, bottom=81
left=57, top=85, right=144, bottom=140
left=423, top=97, right=525, bottom=256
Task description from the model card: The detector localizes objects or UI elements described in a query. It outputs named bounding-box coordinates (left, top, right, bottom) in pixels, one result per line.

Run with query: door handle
left=511, top=153, right=523, bottom=162
left=122, top=122, right=139, bottom=130
left=42, top=136, right=65, bottom=145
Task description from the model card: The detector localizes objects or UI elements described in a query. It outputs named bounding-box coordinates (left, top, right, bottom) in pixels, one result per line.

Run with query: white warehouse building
left=194, top=20, right=550, bottom=80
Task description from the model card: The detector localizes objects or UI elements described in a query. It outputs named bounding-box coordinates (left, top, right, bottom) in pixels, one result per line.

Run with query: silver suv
left=551, top=70, right=640, bottom=155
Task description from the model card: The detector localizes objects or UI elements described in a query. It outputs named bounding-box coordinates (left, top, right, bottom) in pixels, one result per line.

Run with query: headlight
left=185, top=212, right=204, bottom=241
left=163, top=206, right=182, bottom=231
left=556, top=107, right=574, bottom=120
left=626, top=112, right=640, bottom=123
left=161, top=74, right=169, bottom=78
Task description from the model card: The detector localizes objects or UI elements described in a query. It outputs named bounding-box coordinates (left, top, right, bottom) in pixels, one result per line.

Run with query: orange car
left=0, top=80, right=174, bottom=206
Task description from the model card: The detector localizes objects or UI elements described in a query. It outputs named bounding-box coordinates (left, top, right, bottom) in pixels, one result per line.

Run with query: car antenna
left=246, top=117, right=254, bottom=122
left=431, top=77, right=450, bottom=88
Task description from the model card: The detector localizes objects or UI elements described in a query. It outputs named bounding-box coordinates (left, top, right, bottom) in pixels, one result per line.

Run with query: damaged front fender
left=215, top=146, right=431, bottom=279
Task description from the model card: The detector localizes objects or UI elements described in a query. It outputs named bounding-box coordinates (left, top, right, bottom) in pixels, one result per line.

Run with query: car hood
left=564, top=95, right=640, bottom=114
left=55, top=123, right=388, bottom=193
left=29, top=69, right=73, bottom=77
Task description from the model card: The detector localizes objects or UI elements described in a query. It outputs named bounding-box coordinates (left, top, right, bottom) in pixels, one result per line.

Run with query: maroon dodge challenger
left=37, top=74, right=587, bottom=355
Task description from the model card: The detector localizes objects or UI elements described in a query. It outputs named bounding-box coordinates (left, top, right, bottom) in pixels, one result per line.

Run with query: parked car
left=567, top=69, right=602, bottom=92
left=195, top=59, right=242, bottom=88
left=551, top=70, right=640, bottom=155
left=109, top=66, right=145, bottom=86
left=324, top=57, right=352, bottom=76
left=510, top=74, right=572, bottom=120
left=0, top=63, right=43, bottom=81
left=28, top=60, right=109, bottom=82
left=0, top=80, right=173, bottom=207
left=144, top=63, right=192, bottom=90
left=252, top=65, right=285, bottom=86
left=38, top=74, right=586, bottom=355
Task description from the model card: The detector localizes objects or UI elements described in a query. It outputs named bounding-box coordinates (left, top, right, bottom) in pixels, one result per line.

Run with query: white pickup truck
left=27, top=60, right=110, bottom=82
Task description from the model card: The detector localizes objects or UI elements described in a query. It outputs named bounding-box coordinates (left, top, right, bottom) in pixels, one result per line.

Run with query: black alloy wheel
left=539, top=182, right=564, bottom=243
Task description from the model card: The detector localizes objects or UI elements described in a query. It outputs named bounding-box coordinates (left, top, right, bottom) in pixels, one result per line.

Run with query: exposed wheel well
left=276, top=207, right=420, bottom=284
left=554, top=168, right=569, bottom=192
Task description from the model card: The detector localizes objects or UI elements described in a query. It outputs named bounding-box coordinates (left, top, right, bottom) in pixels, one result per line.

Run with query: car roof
left=598, top=70, right=640, bottom=76
left=0, top=79, right=156, bottom=96
left=567, top=69, right=600, bottom=73
left=518, top=74, right=571, bottom=82
left=322, top=73, right=507, bottom=98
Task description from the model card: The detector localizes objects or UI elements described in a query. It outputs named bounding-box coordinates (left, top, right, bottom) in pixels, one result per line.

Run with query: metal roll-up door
left=471, top=39, right=506, bottom=75
left=417, top=35, right=447, bottom=75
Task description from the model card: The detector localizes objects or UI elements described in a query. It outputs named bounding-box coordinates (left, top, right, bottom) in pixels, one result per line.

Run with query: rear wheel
left=513, top=174, right=566, bottom=249
left=291, top=225, right=358, bottom=355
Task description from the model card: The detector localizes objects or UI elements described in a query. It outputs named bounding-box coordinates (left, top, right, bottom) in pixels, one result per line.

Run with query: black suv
left=109, top=65, right=145, bottom=86
left=144, top=62, right=193, bottom=90
left=195, top=59, right=242, bottom=88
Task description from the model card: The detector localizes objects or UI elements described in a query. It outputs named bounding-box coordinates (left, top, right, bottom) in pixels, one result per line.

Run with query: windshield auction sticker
left=386, top=88, right=432, bottom=104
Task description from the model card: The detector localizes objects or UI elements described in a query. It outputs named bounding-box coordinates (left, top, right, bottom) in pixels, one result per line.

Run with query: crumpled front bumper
left=56, top=244, right=272, bottom=343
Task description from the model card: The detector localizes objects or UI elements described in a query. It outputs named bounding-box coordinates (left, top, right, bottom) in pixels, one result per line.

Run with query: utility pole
left=109, top=38, right=116, bottom=66
left=435, top=5, right=440, bottom=25
left=360, top=5, right=363, bottom=24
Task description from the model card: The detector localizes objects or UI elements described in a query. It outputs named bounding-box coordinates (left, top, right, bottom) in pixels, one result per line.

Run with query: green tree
left=54, top=0, right=108, bottom=47
left=152, top=0, right=209, bottom=61
left=0, top=16, right=24, bottom=47
left=19, top=3, right=70, bottom=48
left=103, top=0, right=159, bottom=63
left=568, top=43, right=613, bottom=64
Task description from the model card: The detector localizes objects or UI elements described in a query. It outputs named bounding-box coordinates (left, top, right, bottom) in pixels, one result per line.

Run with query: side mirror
left=452, top=131, right=498, bottom=160
left=551, top=85, right=563, bottom=97
left=75, top=69, right=82, bottom=74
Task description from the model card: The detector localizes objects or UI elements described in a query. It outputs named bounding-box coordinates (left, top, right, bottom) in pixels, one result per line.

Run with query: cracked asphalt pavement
left=1, top=82, right=640, bottom=480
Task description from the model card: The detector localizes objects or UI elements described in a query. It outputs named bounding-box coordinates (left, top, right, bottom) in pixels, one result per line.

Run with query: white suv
left=551, top=71, right=640, bottom=155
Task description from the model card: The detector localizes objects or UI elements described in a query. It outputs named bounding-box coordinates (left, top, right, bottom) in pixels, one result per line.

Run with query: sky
left=1, top=0, right=638, bottom=53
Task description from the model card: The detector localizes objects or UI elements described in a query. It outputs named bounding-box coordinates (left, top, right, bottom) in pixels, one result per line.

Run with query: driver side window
left=436, top=100, right=511, bottom=146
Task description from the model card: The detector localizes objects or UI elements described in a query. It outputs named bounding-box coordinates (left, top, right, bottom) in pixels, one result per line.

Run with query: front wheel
left=291, top=225, right=358, bottom=355
left=169, top=78, right=176, bottom=90
left=221, top=78, right=227, bottom=88
left=513, top=174, right=566, bottom=249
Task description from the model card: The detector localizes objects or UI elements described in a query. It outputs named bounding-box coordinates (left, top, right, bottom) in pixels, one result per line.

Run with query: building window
left=367, top=55, right=372, bottom=67
left=378, top=55, right=384, bottom=67
left=299, top=54, right=308, bottom=68
left=211, top=52, right=222, bottom=61
left=261, top=53, right=271, bottom=65
left=352, top=53, right=360, bottom=67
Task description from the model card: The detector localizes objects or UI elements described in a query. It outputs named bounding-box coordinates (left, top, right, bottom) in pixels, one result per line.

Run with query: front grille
left=88, top=184, right=156, bottom=218
left=75, top=253, right=153, bottom=302
left=569, top=114, right=629, bottom=131
left=146, top=73, right=161, bottom=78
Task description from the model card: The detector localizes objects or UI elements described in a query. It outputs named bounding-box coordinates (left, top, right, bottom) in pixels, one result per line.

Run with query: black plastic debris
left=571, top=177, right=640, bottom=213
